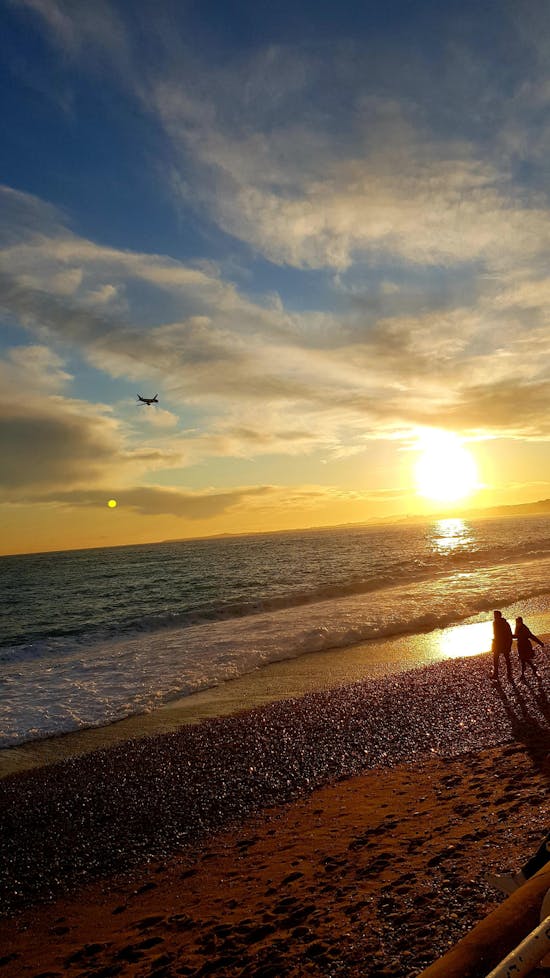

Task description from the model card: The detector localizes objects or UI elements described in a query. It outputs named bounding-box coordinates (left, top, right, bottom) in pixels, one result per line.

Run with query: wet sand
left=2, top=649, right=550, bottom=976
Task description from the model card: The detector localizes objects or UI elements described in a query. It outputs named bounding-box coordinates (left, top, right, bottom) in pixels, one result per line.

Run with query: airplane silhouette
left=137, top=394, right=159, bottom=405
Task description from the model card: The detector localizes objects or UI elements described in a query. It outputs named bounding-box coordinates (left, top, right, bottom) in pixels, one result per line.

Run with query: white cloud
left=13, top=4, right=550, bottom=277
left=5, top=180, right=550, bottom=495
left=0, top=344, right=72, bottom=394
left=13, top=0, right=128, bottom=61
left=150, top=58, right=550, bottom=271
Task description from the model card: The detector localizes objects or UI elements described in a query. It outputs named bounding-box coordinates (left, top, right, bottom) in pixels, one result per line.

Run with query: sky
left=3, top=0, right=550, bottom=555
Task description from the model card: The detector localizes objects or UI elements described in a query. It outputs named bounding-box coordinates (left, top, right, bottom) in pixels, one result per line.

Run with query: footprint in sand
left=348, top=835, right=374, bottom=850
left=167, top=913, right=194, bottom=930
left=133, top=915, right=165, bottom=931
left=135, top=881, right=157, bottom=894
left=407, top=836, right=429, bottom=851
left=453, top=803, right=476, bottom=815
left=321, top=856, right=347, bottom=871
left=236, top=836, right=261, bottom=850
left=280, top=871, right=304, bottom=884
left=279, top=905, right=316, bottom=928
left=115, top=937, right=164, bottom=964
left=64, top=943, right=109, bottom=966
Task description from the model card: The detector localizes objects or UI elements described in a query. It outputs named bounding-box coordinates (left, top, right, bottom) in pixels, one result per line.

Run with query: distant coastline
left=162, top=496, right=550, bottom=543
left=3, top=497, right=550, bottom=559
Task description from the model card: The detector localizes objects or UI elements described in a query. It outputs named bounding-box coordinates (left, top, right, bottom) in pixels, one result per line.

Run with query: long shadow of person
left=492, top=678, right=550, bottom=773
left=485, top=677, right=550, bottom=895
left=531, top=673, right=550, bottom=718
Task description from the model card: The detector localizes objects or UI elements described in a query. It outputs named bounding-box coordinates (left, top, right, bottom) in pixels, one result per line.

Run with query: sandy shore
left=2, top=650, right=550, bottom=976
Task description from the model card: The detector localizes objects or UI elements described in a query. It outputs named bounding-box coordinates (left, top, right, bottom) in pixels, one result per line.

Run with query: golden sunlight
left=432, top=517, right=471, bottom=552
left=439, top=620, right=493, bottom=659
left=414, top=430, right=479, bottom=503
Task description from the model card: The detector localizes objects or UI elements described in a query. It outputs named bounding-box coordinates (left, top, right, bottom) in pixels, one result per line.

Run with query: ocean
left=3, top=515, right=550, bottom=748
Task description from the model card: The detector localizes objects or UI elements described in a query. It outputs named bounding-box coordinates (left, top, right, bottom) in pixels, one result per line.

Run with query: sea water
left=2, top=515, right=550, bottom=747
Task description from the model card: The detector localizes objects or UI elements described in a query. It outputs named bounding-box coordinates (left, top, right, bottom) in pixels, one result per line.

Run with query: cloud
left=0, top=344, right=72, bottom=394
left=5, top=480, right=412, bottom=521
left=17, top=4, right=549, bottom=274
left=16, top=484, right=273, bottom=518
left=181, top=149, right=550, bottom=272
left=5, top=179, right=550, bottom=485
left=12, top=0, right=129, bottom=64
left=0, top=385, right=206, bottom=494
left=10, top=3, right=550, bottom=287
left=442, top=378, right=550, bottom=437
left=146, top=37, right=550, bottom=272
left=0, top=404, right=123, bottom=490
left=12, top=3, right=550, bottom=274
left=0, top=184, right=63, bottom=245
left=0, top=343, right=186, bottom=490
left=136, top=405, right=179, bottom=429
left=0, top=345, right=124, bottom=496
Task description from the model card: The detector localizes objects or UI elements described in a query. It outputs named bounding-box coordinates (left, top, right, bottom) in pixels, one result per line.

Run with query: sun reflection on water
left=439, top=620, right=493, bottom=659
left=431, top=518, right=473, bottom=552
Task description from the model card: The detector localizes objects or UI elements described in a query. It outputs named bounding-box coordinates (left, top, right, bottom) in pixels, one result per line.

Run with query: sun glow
left=414, top=430, right=479, bottom=503
left=439, top=620, right=493, bottom=659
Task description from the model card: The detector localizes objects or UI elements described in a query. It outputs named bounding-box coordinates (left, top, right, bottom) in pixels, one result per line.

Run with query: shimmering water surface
left=2, top=515, right=550, bottom=746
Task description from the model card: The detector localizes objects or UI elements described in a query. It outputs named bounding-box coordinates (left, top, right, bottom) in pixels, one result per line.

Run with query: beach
left=7, top=2, right=550, bottom=972
left=3, top=646, right=550, bottom=977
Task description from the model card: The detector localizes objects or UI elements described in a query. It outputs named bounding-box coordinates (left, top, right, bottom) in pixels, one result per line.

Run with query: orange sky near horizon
left=2, top=431, right=548, bottom=557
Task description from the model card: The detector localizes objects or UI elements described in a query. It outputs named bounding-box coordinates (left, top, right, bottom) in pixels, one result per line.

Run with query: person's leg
left=504, top=651, right=513, bottom=680
left=521, top=657, right=528, bottom=679
left=487, top=833, right=550, bottom=894
left=522, top=835, right=550, bottom=879
left=492, top=648, right=500, bottom=679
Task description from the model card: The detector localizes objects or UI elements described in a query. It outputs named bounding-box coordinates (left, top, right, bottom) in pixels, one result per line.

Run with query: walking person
left=491, top=610, right=513, bottom=682
left=514, top=616, right=545, bottom=680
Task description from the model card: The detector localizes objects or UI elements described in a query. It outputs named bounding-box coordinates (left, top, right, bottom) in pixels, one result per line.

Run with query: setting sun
left=414, top=430, right=479, bottom=503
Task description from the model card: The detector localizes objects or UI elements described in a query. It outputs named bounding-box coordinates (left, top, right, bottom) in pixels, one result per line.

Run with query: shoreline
left=2, top=643, right=550, bottom=975
left=0, top=627, right=446, bottom=778
left=0, top=619, right=503, bottom=779
left=4, top=598, right=550, bottom=781
left=3, top=651, right=550, bottom=909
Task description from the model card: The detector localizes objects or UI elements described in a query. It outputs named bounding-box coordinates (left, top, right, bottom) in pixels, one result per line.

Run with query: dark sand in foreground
left=2, top=648, right=550, bottom=977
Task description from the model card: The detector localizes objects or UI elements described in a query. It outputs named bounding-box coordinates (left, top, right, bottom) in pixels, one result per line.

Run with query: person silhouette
left=491, top=610, right=513, bottom=682
left=513, top=616, right=544, bottom=680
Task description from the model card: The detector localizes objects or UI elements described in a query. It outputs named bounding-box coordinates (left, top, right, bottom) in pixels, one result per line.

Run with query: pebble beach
left=2, top=647, right=550, bottom=977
